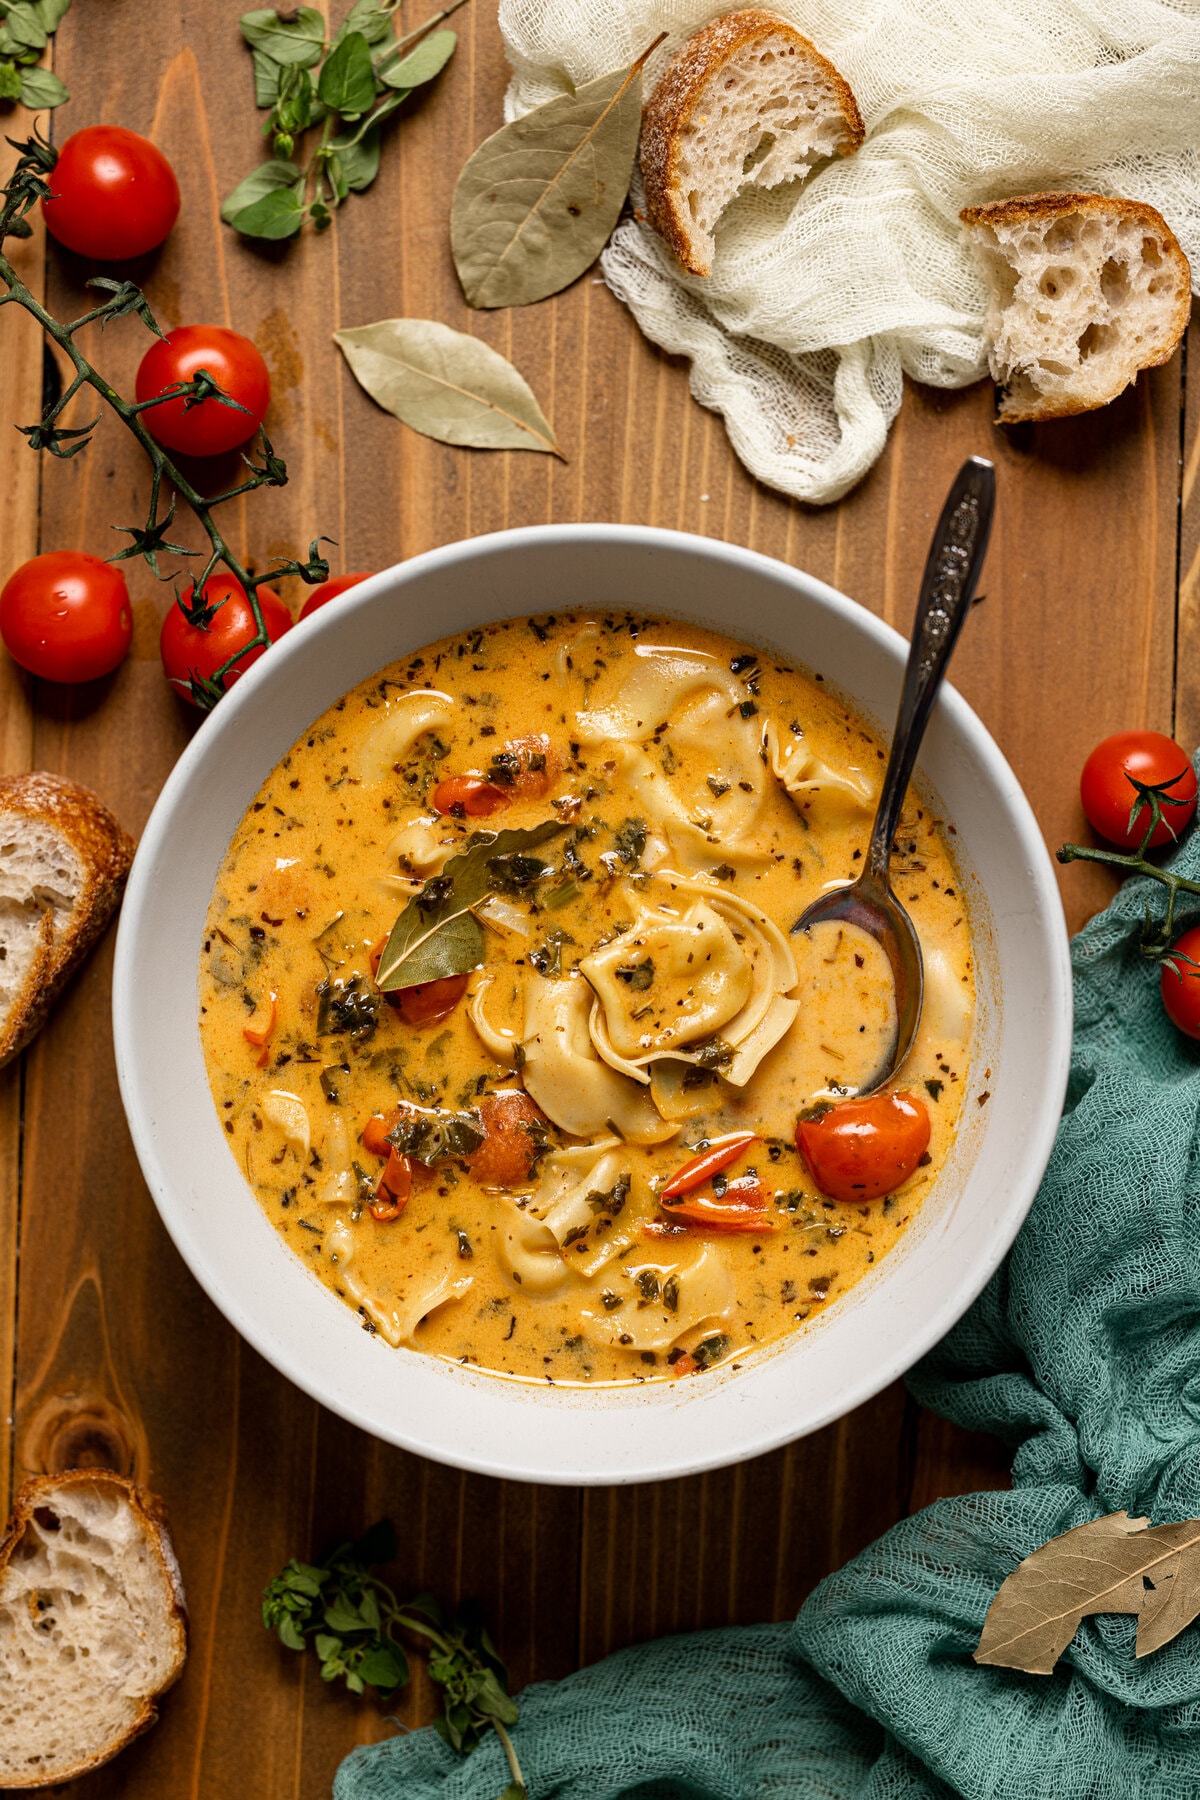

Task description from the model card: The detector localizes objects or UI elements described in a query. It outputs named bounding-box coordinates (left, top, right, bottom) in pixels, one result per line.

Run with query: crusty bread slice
left=961, top=192, right=1192, bottom=423
left=0, top=771, right=134, bottom=1066
left=640, top=9, right=864, bottom=277
left=0, top=1470, right=187, bottom=1788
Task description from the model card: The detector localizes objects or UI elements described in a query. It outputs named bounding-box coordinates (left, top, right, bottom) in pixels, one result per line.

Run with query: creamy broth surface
left=199, top=613, right=974, bottom=1385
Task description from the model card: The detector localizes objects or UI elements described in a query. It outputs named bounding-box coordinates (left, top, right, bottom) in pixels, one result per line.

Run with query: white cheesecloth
left=497, top=0, right=1200, bottom=503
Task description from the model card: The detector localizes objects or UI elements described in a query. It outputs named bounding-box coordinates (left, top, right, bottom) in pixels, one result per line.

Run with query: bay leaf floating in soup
left=199, top=613, right=974, bottom=1385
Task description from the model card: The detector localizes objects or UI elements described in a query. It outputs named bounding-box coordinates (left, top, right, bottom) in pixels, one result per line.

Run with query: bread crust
left=641, top=9, right=864, bottom=276
left=960, top=191, right=1193, bottom=424
left=0, top=772, right=135, bottom=1066
left=0, top=1469, right=188, bottom=1789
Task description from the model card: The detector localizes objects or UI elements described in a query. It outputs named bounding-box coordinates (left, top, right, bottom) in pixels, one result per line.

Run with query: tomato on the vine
left=299, top=572, right=375, bottom=620
left=0, top=551, right=132, bottom=682
left=1080, top=731, right=1197, bottom=850
left=135, top=326, right=271, bottom=457
left=41, top=127, right=180, bottom=262
left=160, top=575, right=291, bottom=706
left=796, top=1091, right=931, bottom=1203
left=1161, top=927, right=1200, bottom=1039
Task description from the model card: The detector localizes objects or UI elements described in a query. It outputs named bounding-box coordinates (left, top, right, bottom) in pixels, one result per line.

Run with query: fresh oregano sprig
left=222, top=0, right=467, bottom=241
left=0, top=0, right=73, bottom=111
left=1058, top=769, right=1200, bottom=963
left=0, top=131, right=331, bottom=707
left=263, top=1520, right=528, bottom=1799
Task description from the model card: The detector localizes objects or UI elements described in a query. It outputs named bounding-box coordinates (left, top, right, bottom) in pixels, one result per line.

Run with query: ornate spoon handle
left=867, top=456, right=996, bottom=882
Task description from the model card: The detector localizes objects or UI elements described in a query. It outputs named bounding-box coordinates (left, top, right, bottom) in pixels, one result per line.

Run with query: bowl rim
left=113, top=522, right=1073, bottom=1484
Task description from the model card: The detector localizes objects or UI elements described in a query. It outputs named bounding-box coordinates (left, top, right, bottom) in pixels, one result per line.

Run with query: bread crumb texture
left=961, top=191, right=1191, bottom=423
left=640, top=8, right=863, bottom=276
left=0, top=772, right=134, bottom=1066
left=0, top=1471, right=186, bottom=1788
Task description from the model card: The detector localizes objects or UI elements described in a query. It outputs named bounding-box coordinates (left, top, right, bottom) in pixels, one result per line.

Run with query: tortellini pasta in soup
left=200, top=613, right=975, bottom=1385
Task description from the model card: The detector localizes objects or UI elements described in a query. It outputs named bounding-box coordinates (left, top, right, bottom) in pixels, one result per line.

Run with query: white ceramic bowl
left=113, top=526, right=1071, bottom=1486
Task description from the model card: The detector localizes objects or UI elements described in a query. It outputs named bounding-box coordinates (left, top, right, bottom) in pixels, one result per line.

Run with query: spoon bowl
left=790, top=456, right=996, bottom=1095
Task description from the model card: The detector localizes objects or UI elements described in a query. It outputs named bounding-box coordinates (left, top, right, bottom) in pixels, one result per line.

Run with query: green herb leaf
left=378, top=27, right=456, bottom=90
left=358, top=1640, right=408, bottom=1692
left=318, top=29, right=376, bottom=115
left=4, top=4, right=46, bottom=51
left=251, top=48, right=283, bottom=107
left=232, top=185, right=306, bottom=240
left=32, top=0, right=71, bottom=29
left=0, top=62, right=22, bottom=101
left=275, top=61, right=316, bottom=133
left=336, top=0, right=398, bottom=45
left=239, top=6, right=325, bottom=67
left=221, top=161, right=302, bottom=226
left=377, top=820, right=567, bottom=990
left=335, top=318, right=562, bottom=455
left=17, top=65, right=66, bottom=107
left=329, top=127, right=381, bottom=195
left=450, top=48, right=650, bottom=310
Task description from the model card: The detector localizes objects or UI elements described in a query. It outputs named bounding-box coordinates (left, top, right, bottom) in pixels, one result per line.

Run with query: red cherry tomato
left=394, top=973, right=470, bottom=1027
left=41, top=126, right=180, bottom=261
left=468, top=1091, right=548, bottom=1187
left=796, top=1092, right=931, bottom=1204
left=135, top=326, right=271, bottom=457
left=0, top=551, right=132, bottom=682
left=1161, top=927, right=1200, bottom=1039
left=430, top=774, right=511, bottom=818
left=299, top=572, right=375, bottom=621
left=160, top=575, right=291, bottom=706
left=1080, top=732, right=1197, bottom=850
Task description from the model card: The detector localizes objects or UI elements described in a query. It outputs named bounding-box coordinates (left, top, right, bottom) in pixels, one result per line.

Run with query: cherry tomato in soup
left=430, top=774, right=510, bottom=818
left=1161, top=927, right=1200, bottom=1039
left=135, top=326, right=270, bottom=457
left=42, top=127, right=180, bottom=261
left=394, top=974, right=469, bottom=1027
left=160, top=575, right=290, bottom=706
left=299, top=572, right=375, bottom=621
left=468, top=1091, right=547, bottom=1187
left=1080, top=732, right=1197, bottom=850
left=0, top=551, right=131, bottom=682
left=796, top=1092, right=930, bottom=1203
left=489, top=735, right=558, bottom=800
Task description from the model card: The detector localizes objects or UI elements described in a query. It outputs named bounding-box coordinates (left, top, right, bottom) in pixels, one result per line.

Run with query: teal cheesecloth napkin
left=336, top=826, right=1200, bottom=1800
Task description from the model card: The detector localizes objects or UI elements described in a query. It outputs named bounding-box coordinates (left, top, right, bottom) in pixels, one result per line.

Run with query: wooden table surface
left=1, top=4, right=1196, bottom=1794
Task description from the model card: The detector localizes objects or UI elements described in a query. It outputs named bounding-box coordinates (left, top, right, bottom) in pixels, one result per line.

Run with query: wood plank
left=0, top=3, right=1187, bottom=1795
left=0, top=105, right=53, bottom=1516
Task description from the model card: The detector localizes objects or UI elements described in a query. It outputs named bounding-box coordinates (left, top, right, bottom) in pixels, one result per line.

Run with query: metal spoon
left=791, top=454, right=995, bottom=1096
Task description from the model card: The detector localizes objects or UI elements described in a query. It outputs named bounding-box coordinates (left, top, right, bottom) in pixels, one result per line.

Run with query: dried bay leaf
left=377, top=821, right=566, bottom=991
left=975, top=1511, right=1200, bottom=1674
left=450, top=36, right=665, bottom=311
left=334, top=319, right=562, bottom=455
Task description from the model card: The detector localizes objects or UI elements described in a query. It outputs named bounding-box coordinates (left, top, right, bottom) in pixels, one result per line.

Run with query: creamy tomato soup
left=199, top=613, right=974, bottom=1385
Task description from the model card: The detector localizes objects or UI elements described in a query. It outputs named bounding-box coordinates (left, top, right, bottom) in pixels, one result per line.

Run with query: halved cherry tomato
left=467, top=1091, right=547, bottom=1187
left=242, top=991, right=278, bottom=1067
left=1080, top=731, right=1197, bottom=850
left=395, top=974, right=470, bottom=1027
left=487, top=734, right=558, bottom=800
left=430, top=774, right=511, bottom=818
left=796, top=1092, right=930, bottom=1204
left=672, top=1352, right=699, bottom=1378
left=370, top=1147, right=412, bottom=1222
left=656, top=1174, right=777, bottom=1234
left=367, top=943, right=469, bottom=1025
left=660, top=1133, right=758, bottom=1198
left=299, top=572, right=375, bottom=621
left=362, top=1111, right=398, bottom=1159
